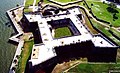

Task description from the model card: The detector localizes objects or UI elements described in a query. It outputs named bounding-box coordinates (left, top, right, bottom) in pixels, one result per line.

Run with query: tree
left=103, top=1, right=105, bottom=4
left=109, top=2, right=117, bottom=9
left=107, top=2, right=118, bottom=13
left=12, top=11, right=16, bottom=17
left=106, top=7, right=118, bottom=13
left=110, top=24, right=112, bottom=27
left=16, top=4, right=19, bottom=7
left=106, top=2, right=119, bottom=20
left=40, top=0, right=43, bottom=2
left=91, top=3, right=94, bottom=6
left=55, top=9, right=59, bottom=14
left=83, top=3, right=85, bottom=6
left=12, top=67, right=16, bottom=71
left=16, top=55, right=19, bottom=59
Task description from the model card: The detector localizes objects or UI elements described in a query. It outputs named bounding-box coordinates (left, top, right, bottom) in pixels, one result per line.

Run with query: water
left=0, top=0, right=23, bottom=73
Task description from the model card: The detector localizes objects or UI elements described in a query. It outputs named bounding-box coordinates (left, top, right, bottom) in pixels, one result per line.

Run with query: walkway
left=7, top=6, right=24, bottom=43
left=33, top=0, right=36, bottom=11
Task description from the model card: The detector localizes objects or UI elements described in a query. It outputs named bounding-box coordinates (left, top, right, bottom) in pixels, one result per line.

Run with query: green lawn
left=25, top=0, right=34, bottom=7
left=86, top=1, right=120, bottom=27
left=16, top=40, right=34, bottom=73
left=55, top=0, right=76, bottom=3
left=55, top=27, right=72, bottom=38
left=68, top=63, right=120, bottom=73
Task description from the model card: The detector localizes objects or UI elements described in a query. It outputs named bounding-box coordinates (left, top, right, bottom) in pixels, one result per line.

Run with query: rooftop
left=30, top=44, right=56, bottom=66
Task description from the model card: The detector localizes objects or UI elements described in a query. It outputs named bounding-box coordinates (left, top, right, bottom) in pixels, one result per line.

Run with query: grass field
left=55, top=0, right=76, bottom=3
left=68, top=63, right=120, bottom=73
left=16, top=40, right=34, bottom=73
left=86, top=1, right=120, bottom=27
left=55, top=27, right=72, bottom=38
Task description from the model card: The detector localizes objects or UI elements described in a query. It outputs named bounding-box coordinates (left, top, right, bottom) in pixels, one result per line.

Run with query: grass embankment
left=68, top=63, right=120, bottom=73
left=55, top=27, right=72, bottom=38
left=79, top=8, right=98, bottom=34
left=86, top=1, right=120, bottom=27
left=35, top=0, right=51, bottom=5
left=91, top=19, right=120, bottom=45
left=110, top=28, right=120, bottom=38
left=16, top=40, right=34, bottom=73
left=24, top=0, right=34, bottom=13
left=55, top=0, right=76, bottom=3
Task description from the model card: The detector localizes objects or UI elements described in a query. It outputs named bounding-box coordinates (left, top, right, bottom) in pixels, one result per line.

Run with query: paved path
left=33, top=0, right=36, bottom=11
left=24, top=0, right=26, bottom=6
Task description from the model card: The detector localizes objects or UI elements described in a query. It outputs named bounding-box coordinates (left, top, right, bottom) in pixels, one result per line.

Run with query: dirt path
left=52, top=61, right=82, bottom=73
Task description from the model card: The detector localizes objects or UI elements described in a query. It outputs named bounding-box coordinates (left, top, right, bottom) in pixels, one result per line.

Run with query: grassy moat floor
left=16, top=40, right=34, bottom=73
